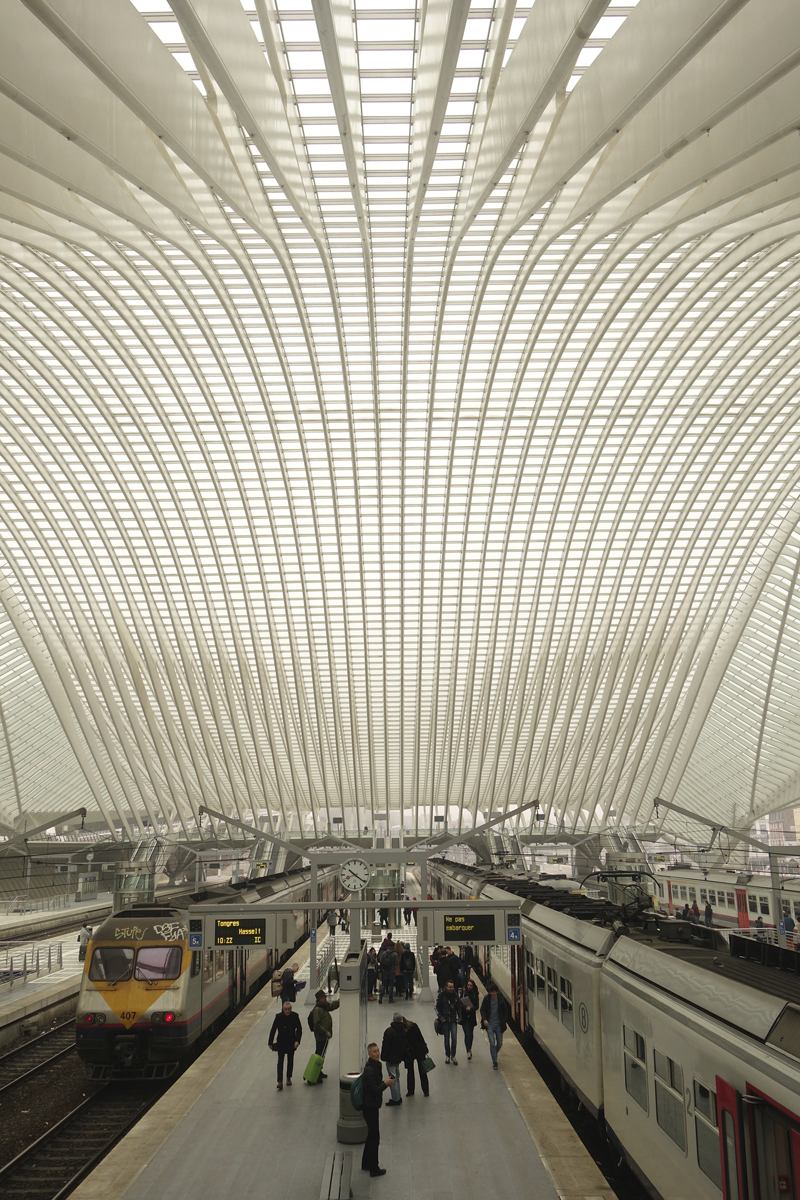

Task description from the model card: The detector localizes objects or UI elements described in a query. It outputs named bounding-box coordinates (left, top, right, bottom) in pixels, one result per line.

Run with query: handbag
left=421, top=1055, right=436, bottom=1074
left=433, top=1017, right=443, bottom=1036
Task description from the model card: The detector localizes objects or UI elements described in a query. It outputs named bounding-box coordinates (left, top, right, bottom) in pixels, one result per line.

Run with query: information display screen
left=214, top=917, right=266, bottom=946
left=443, top=913, right=496, bottom=942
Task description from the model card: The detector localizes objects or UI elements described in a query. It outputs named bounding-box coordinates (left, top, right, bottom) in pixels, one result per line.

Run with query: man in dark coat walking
left=480, top=982, right=509, bottom=1070
left=279, top=961, right=300, bottom=1002
left=380, top=1012, right=408, bottom=1105
left=361, top=1043, right=394, bottom=1177
left=268, top=1001, right=302, bottom=1089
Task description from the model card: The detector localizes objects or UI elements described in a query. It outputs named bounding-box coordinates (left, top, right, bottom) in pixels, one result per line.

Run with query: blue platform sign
left=189, top=932, right=203, bottom=949
left=310, top=928, right=317, bottom=943
left=507, top=927, right=521, bottom=943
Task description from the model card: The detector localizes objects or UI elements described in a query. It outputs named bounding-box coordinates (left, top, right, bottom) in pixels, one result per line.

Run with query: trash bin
left=337, top=1072, right=367, bottom=1144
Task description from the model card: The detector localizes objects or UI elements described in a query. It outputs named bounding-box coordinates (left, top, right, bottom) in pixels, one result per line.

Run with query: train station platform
left=71, top=924, right=615, bottom=1200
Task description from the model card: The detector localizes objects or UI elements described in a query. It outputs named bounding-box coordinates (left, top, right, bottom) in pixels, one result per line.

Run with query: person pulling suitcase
left=304, top=989, right=339, bottom=1083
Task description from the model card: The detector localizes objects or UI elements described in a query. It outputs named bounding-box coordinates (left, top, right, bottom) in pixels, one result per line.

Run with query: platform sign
left=214, top=917, right=266, bottom=946
left=442, top=913, right=496, bottom=943
left=189, top=932, right=203, bottom=950
left=310, top=928, right=316, bottom=943
left=507, top=912, right=521, bottom=943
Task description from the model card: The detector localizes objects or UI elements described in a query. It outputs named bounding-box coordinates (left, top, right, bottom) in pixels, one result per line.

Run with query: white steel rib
left=0, top=0, right=798, bottom=844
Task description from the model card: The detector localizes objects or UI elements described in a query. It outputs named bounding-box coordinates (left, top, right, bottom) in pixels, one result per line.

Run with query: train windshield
left=89, top=946, right=134, bottom=982
left=134, top=946, right=183, bottom=981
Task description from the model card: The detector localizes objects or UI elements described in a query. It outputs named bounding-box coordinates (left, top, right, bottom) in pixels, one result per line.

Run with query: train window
left=547, top=966, right=558, bottom=1015
left=89, top=946, right=134, bottom=982
left=191, top=951, right=201, bottom=977
left=707, top=890, right=716, bottom=905
left=203, top=950, right=213, bottom=983
left=727, top=892, right=735, bottom=908
left=694, top=1081, right=722, bottom=1190
left=215, top=949, right=225, bottom=978
left=134, top=946, right=182, bottom=981
left=759, top=896, right=770, bottom=916
left=654, top=1050, right=686, bottom=1151
left=227, top=951, right=234, bottom=971
left=700, top=889, right=708, bottom=904
left=722, top=1111, right=739, bottom=1200
left=623, top=1025, right=648, bottom=1112
left=535, top=958, right=546, bottom=1003
left=560, top=976, right=574, bottom=1034
left=680, top=886, right=687, bottom=901
left=749, top=895, right=758, bottom=914
left=795, top=901, right=800, bottom=920
left=688, top=888, right=697, bottom=903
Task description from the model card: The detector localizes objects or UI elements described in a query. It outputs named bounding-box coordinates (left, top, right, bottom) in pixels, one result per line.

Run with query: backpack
left=307, top=1008, right=316, bottom=1032
left=349, top=1073, right=364, bottom=1112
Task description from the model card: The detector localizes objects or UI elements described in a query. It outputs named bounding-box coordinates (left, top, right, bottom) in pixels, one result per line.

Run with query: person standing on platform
left=378, top=941, right=398, bottom=1004
left=459, top=945, right=473, bottom=990
left=268, top=1001, right=302, bottom=1090
left=77, top=923, right=92, bottom=962
left=366, top=947, right=378, bottom=1000
left=704, top=901, right=713, bottom=928
left=691, top=899, right=701, bottom=922
left=279, top=961, right=300, bottom=1003
left=380, top=1012, right=408, bottom=1106
left=436, top=978, right=460, bottom=1064
left=460, top=980, right=479, bottom=1060
left=403, top=904, right=412, bottom=925
left=311, top=989, right=339, bottom=1079
left=434, top=950, right=453, bottom=992
left=326, top=908, right=338, bottom=937
left=400, top=943, right=416, bottom=999
left=402, top=1016, right=430, bottom=1097
left=480, top=983, right=509, bottom=1070
left=361, top=1043, right=393, bottom=1177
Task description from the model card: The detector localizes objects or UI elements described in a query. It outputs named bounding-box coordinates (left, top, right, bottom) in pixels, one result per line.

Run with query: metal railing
left=0, top=941, right=64, bottom=991
left=312, top=926, right=340, bottom=993
left=0, top=895, right=70, bottom=916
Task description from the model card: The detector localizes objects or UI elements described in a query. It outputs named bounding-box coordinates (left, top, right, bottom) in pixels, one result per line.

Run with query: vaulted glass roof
left=0, top=0, right=799, bottom=843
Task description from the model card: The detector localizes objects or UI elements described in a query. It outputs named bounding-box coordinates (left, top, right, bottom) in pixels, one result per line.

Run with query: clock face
left=339, top=858, right=371, bottom=892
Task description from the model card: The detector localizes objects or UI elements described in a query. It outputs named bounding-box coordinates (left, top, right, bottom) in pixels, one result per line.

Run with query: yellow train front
left=75, top=906, right=260, bottom=1080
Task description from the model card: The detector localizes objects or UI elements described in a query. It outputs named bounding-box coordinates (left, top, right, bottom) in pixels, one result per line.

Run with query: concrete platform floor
left=70, top=929, right=614, bottom=1200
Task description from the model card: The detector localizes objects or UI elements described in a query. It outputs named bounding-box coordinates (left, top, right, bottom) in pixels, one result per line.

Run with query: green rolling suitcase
left=303, top=1052, right=326, bottom=1084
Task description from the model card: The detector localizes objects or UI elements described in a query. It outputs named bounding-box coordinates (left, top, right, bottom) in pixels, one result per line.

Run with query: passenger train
left=430, top=860, right=800, bottom=1200
left=76, top=864, right=339, bottom=1080
left=649, top=864, right=800, bottom=932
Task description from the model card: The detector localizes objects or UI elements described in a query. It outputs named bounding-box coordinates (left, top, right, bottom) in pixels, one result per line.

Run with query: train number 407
left=121, top=1011, right=137, bottom=1020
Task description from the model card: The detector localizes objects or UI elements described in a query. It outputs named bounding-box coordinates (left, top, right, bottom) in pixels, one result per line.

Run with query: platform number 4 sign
left=507, top=913, right=521, bottom=942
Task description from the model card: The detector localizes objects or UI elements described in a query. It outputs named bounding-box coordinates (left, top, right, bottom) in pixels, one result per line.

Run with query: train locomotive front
left=76, top=908, right=196, bottom=1079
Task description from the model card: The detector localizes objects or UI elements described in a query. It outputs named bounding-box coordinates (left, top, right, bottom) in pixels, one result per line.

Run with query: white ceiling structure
left=0, top=0, right=799, bottom=843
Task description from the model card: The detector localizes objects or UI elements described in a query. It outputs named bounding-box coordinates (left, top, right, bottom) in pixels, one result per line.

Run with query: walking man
left=268, top=1001, right=302, bottom=1090
left=436, top=978, right=461, bottom=1064
left=361, top=1043, right=393, bottom=1177
left=403, top=1016, right=430, bottom=1097
left=480, top=982, right=509, bottom=1070
left=311, top=989, right=339, bottom=1079
left=380, top=1012, right=408, bottom=1106
left=326, top=908, right=338, bottom=937
left=400, top=943, right=416, bottom=999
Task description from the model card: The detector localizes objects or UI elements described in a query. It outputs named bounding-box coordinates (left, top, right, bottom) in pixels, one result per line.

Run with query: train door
left=736, top=890, right=751, bottom=930
left=717, top=1076, right=749, bottom=1200
left=667, top=879, right=674, bottom=916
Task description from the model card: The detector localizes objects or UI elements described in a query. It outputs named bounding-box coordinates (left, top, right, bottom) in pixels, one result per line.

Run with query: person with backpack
left=279, top=961, right=300, bottom=1003
left=400, top=943, right=416, bottom=999
left=77, top=923, right=92, bottom=962
left=268, top=1001, right=302, bottom=1090
left=360, top=1043, right=394, bottom=1177
left=380, top=1012, right=408, bottom=1105
left=378, top=941, right=398, bottom=1004
left=309, top=989, right=339, bottom=1080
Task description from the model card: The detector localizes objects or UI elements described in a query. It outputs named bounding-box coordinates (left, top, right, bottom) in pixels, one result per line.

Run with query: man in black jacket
left=268, top=1001, right=302, bottom=1089
left=361, top=1042, right=394, bottom=1177
left=279, top=962, right=300, bottom=1002
left=380, top=1012, right=408, bottom=1105
left=435, top=979, right=461, bottom=1064
left=378, top=943, right=398, bottom=1004
left=480, top=983, right=509, bottom=1070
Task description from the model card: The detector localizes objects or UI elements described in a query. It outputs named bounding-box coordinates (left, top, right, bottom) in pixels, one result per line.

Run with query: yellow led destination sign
left=214, top=918, right=266, bottom=946
left=443, top=913, right=496, bottom=942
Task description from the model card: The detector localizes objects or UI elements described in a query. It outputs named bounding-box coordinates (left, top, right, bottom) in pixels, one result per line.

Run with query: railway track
left=0, top=1021, right=77, bottom=1096
left=0, top=1083, right=163, bottom=1200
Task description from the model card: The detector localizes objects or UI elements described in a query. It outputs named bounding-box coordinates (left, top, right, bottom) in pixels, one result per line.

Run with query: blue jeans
left=443, top=1020, right=458, bottom=1059
left=386, top=1063, right=402, bottom=1102
left=487, top=1025, right=503, bottom=1065
left=379, top=974, right=394, bottom=1001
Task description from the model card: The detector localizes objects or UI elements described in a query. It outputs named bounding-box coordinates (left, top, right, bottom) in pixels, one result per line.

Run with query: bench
left=319, top=1150, right=353, bottom=1199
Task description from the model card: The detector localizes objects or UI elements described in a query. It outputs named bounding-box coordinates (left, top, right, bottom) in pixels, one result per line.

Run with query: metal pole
left=24, top=856, right=31, bottom=911
left=770, top=852, right=787, bottom=949
left=418, top=856, right=433, bottom=1002
left=307, top=858, right=318, bottom=1005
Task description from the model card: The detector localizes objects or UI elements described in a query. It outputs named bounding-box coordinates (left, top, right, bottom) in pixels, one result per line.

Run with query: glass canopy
left=0, top=0, right=799, bottom=843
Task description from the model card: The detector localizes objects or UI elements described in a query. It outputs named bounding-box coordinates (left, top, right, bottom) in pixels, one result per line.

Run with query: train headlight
left=95, top=1013, right=106, bottom=1025
left=84, top=1013, right=94, bottom=1025
left=151, top=1012, right=163, bottom=1024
